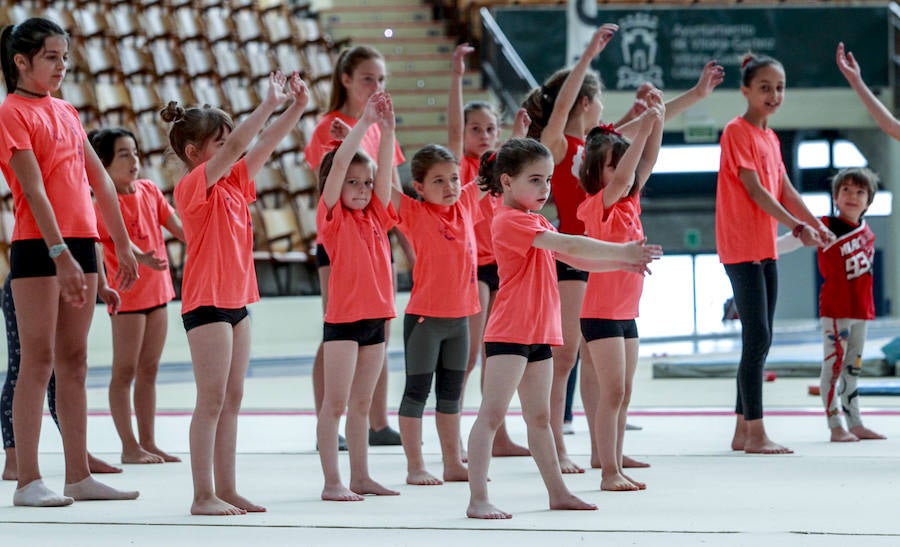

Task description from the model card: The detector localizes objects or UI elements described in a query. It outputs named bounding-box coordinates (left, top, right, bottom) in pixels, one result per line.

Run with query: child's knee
left=399, top=373, right=433, bottom=418
left=523, top=409, right=550, bottom=429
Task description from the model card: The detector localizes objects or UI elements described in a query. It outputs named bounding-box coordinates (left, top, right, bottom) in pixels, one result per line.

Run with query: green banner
left=496, top=4, right=889, bottom=90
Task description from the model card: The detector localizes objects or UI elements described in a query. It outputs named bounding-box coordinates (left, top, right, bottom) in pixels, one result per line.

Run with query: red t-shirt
left=460, top=155, right=499, bottom=266
left=550, top=134, right=587, bottom=236
left=818, top=216, right=875, bottom=320
left=303, top=110, right=405, bottom=171
left=578, top=191, right=644, bottom=319
left=483, top=206, right=562, bottom=345
left=0, top=94, right=98, bottom=241
left=316, top=194, right=398, bottom=323
left=174, top=158, right=259, bottom=313
left=398, top=183, right=481, bottom=317
left=716, top=116, right=785, bottom=264
left=96, top=179, right=175, bottom=312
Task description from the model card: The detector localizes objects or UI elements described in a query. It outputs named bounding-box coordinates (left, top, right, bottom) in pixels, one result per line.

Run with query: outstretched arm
left=448, top=43, right=474, bottom=160
left=205, top=71, right=289, bottom=187
left=244, top=72, right=310, bottom=178
left=541, top=24, right=618, bottom=162
left=533, top=230, right=662, bottom=268
left=837, top=42, right=900, bottom=140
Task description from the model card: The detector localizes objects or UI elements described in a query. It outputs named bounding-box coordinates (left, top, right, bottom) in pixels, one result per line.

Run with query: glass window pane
left=693, top=254, right=738, bottom=336
left=797, top=140, right=829, bottom=168
left=636, top=255, right=694, bottom=337
left=652, top=145, right=721, bottom=174
left=833, top=140, right=868, bottom=168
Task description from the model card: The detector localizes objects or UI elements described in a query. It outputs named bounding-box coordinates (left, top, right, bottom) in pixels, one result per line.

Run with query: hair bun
left=159, top=101, right=185, bottom=123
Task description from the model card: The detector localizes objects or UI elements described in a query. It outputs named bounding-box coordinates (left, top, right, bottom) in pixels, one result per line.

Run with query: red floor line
left=79, top=408, right=900, bottom=418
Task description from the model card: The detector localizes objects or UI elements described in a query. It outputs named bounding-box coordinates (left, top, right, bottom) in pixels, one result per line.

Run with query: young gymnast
left=524, top=25, right=724, bottom=472
left=716, top=53, right=833, bottom=454
left=163, top=71, right=309, bottom=515
left=305, top=45, right=406, bottom=447
left=0, top=17, right=140, bottom=506
left=89, top=127, right=185, bottom=465
left=447, top=42, right=530, bottom=458
left=778, top=168, right=885, bottom=442
left=316, top=91, right=400, bottom=501
left=466, top=137, right=661, bottom=519
left=391, top=142, right=480, bottom=485
left=577, top=93, right=665, bottom=491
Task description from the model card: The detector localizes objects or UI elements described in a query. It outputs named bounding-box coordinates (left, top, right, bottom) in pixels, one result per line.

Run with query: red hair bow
left=488, top=151, right=497, bottom=162
left=595, top=123, right=621, bottom=137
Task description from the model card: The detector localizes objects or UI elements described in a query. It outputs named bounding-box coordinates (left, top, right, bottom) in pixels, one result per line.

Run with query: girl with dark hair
left=0, top=17, right=140, bottom=506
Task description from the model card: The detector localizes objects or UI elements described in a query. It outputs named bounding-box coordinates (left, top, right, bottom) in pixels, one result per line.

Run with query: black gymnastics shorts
left=484, top=342, right=553, bottom=363
left=10, top=238, right=97, bottom=279
left=555, top=260, right=588, bottom=282
left=323, top=317, right=386, bottom=346
left=315, top=243, right=330, bottom=269
left=182, top=306, right=249, bottom=332
left=581, top=318, right=639, bottom=341
left=116, top=302, right=167, bottom=317
left=476, top=263, right=500, bottom=292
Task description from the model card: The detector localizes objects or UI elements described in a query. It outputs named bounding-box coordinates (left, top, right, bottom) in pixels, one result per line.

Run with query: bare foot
left=549, top=492, right=597, bottom=511
left=218, top=491, right=266, bottom=512
left=623, top=455, right=650, bottom=468
left=407, top=469, right=443, bottom=486
left=492, top=439, right=530, bottom=457
left=443, top=461, right=469, bottom=482
left=850, top=425, right=886, bottom=440
left=350, top=477, right=400, bottom=496
left=88, top=453, right=123, bottom=474
left=731, top=425, right=746, bottom=451
left=191, top=495, right=246, bottom=515
left=322, top=484, right=364, bottom=501
left=467, top=499, right=512, bottom=519
left=601, top=472, right=639, bottom=491
left=143, top=445, right=182, bottom=462
left=744, top=439, right=793, bottom=454
left=830, top=427, right=859, bottom=442
left=622, top=472, right=646, bottom=490
left=121, top=447, right=165, bottom=464
left=559, top=455, right=585, bottom=474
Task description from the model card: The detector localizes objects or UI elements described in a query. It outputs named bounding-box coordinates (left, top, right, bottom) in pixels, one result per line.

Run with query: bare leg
left=109, top=313, right=163, bottom=464
left=313, top=265, right=329, bottom=415
left=186, top=322, right=244, bottom=515
left=549, top=280, right=586, bottom=473
left=435, top=411, right=467, bottom=482
left=459, top=281, right=491, bottom=460
left=3, top=447, right=16, bottom=481
left=318, top=340, right=363, bottom=501
left=134, top=307, right=180, bottom=462
left=400, top=415, right=441, bottom=485
left=467, top=354, right=526, bottom=519
left=348, top=343, right=398, bottom=496
left=518, top=358, right=596, bottom=511
left=618, top=338, right=645, bottom=489
left=368, top=324, right=390, bottom=432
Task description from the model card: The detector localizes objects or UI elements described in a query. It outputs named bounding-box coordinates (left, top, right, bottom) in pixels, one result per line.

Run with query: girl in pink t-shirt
left=576, top=95, right=664, bottom=492
left=315, top=92, right=400, bottom=502
left=164, top=72, right=310, bottom=516
left=716, top=54, right=832, bottom=455
left=447, top=43, right=531, bottom=458
left=465, top=138, right=660, bottom=520
left=90, top=127, right=185, bottom=466
left=0, top=18, right=140, bottom=507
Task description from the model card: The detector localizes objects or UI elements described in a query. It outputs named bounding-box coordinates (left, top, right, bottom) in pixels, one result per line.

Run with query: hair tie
left=488, top=151, right=497, bottom=162
left=741, top=55, right=754, bottom=69
left=595, top=123, right=621, bottom=137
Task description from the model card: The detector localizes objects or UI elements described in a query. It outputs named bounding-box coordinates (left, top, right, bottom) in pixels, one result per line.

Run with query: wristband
left=48, top=243, right=68, bottom=259
left=791, top=223, right=807, bottom=238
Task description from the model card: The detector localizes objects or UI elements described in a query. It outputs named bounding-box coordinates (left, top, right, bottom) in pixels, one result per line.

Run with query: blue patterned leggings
left=1, top=275, right=59, bottom=449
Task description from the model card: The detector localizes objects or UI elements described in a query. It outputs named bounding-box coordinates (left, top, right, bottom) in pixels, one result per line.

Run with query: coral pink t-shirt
left=96, top=179, right=175, bottom=312
left=317, top=195, right=398, bottom=323
left=174, top=159, right=259, bottom=314
left=551, top=134, right=587, bottom=236
left=304, top=110, right=405, bottom=171
left=0, top=94, right=97, bottom=241
left=716, top=116, right=785, bottom=264
left=460, top=154, right=499, bottom=266
left=398, top=182, right=481, bottom=318
left=483, top=206, right=562, bottom=345
left=578, top=191, right=644, bottom=320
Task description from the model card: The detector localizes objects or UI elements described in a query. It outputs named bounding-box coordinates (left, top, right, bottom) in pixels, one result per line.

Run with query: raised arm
left=541, top=24, right=618, bottom=162
left=375, top=93, right=396, bottom=208
left=447, top=43, right=474, bottom=160
left=321, top=93, right=380, bottom=210
left=204, top=71, right=289, bottom=187
left=243, top=72, right=310, bottom=177
left=601, top=114, right=653, bottom=209
left=634, top=96, right=665, bottom=191
left=837, top=42, right=900, bottom=140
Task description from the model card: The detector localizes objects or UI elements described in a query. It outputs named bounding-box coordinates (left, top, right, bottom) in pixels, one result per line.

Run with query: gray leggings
left=399, top=314, right=469, bottom=418
left=820, top=317, right=867, bottom=430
